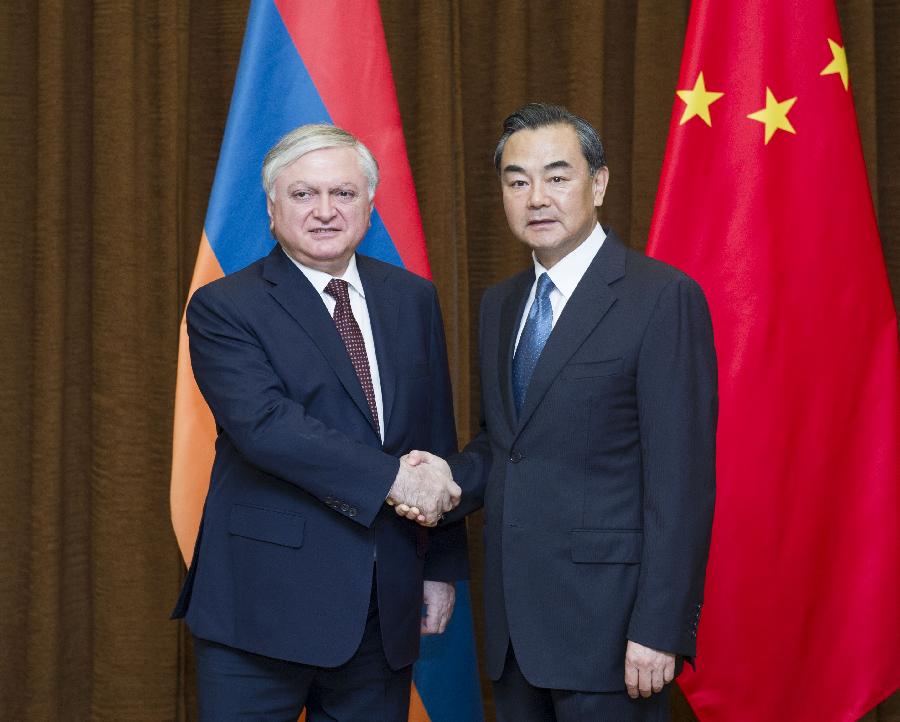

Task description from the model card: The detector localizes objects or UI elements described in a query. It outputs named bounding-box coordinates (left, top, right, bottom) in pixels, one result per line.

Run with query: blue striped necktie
left=512, top=272, right=556, bottom=414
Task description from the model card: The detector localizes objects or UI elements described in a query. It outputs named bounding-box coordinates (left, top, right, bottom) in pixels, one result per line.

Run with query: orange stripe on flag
left=408, top=683, right=431, bottom=721
left=171, top=232, right=225, bottom=564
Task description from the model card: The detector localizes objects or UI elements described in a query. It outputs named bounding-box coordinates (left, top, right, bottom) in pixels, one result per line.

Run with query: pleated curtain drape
left=1, top=1, right=897, bottom=719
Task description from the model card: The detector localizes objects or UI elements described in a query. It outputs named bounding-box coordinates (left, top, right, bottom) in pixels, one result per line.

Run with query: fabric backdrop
left=1, top=1, right=897, bottom=719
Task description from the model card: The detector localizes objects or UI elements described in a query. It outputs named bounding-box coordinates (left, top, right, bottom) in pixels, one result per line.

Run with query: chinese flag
left=647, top=1, right=900, bottom=720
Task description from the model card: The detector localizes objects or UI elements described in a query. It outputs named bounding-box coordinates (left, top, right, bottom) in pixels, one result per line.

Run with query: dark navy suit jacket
left=449, top=229, right=717, bottom=692
left=172, top=246, right=467, bottom=670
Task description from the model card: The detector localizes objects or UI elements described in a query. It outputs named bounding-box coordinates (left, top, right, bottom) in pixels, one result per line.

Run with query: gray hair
left=262, top=123, right=379, bottom=201
left=493, top=103, right=607, bottom=176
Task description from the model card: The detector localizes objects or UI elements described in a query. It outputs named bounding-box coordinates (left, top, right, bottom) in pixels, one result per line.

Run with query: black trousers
left=493, top=642, right=669, bottom=722
left=194, top=581, right=411, bottom=722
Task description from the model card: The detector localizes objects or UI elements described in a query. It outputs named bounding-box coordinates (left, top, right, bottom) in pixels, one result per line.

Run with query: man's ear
left=266, top=197, right=275, bottom=231
left=592, top=166, right=610, bottom=207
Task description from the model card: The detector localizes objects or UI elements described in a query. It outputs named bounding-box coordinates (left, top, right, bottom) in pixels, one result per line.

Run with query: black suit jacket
left=172, top=246, right=467, bottom=670
left=449, top=228, right=717, bottom=692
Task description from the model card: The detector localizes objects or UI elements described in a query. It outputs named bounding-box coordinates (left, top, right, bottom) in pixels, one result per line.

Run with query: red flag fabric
left=647, top=2, right=900, bottom=720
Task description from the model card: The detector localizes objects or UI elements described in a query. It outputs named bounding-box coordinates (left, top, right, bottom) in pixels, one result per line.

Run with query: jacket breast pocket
left=560, top=358, right=623, bottom=379
left=570, top=529, right=642, bottom=564
left=229, top=504, right=305, bottom=548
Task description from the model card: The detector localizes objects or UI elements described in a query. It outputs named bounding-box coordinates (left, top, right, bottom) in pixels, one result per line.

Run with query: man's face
left=500, top=123, right=608, bottom=268
left=267, top=146, right=373, bottom=275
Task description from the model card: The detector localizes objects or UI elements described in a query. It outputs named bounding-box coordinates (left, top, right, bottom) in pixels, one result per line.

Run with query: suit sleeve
left=186, top=283, right=400, bottom=528
left=422, top=286, right=470, bottom=582
left=626, top=275, right=717, bottom=657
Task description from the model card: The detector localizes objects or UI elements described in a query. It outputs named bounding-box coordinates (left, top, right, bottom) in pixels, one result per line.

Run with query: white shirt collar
left=532, top=223, right=606, bottom=299
left=282, top=248, right=366, bottom=298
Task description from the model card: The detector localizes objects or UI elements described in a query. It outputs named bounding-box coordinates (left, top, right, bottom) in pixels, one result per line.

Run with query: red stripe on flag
left=273, top=0, right=430, bottom=279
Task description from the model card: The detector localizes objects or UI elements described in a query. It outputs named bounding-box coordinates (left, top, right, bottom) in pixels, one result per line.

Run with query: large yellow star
left=676, top=72, right=724, bottom=126
left=820, top=38, right=849, bottom=90
left=747, top=87, right=797, bottom=145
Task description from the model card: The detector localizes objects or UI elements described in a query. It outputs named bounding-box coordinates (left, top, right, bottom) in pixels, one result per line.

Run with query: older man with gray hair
left=172, top=123, right=467, bottom=720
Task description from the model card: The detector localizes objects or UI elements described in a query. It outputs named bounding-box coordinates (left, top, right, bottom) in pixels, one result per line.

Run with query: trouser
left=493, top=642, right=669, bottom=722
left=194, top=580, right=411, bottom=722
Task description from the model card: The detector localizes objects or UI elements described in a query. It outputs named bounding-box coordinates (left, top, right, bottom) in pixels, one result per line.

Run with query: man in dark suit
left=172, top=123, right=467, bottom=721
left=399, top=103, right=717, bottom=720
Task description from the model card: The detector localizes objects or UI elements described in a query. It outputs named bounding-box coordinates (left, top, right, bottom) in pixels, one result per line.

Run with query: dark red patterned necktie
left=324, top=278, right=380, bottom=436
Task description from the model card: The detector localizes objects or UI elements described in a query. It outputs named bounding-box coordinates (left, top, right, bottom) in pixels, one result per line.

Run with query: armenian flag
left=170, top=3, right=483, bottom=720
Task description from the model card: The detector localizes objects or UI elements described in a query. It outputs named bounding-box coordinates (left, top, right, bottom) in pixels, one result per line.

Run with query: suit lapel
left=497, top=270, right=534, bottom=434
left=515, top=229, right=627, bottom=435
left=357, top=255, right=398, bottom=439
left=262, top=247, right=375, bottom=432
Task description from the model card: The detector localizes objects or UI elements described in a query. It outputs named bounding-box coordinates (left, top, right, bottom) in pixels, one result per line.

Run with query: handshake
left=386, top=451, right=460, bottom=526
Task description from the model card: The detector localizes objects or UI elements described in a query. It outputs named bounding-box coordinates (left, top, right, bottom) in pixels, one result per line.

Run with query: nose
left=527, top=181, right=549, bottom=208
left=313, top=194, right=336, bottom=221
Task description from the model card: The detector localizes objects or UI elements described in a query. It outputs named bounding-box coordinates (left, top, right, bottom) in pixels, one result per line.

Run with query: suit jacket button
left=340, top=503, right=349, bottom=513
left=348, top=507, right=357, bottom=517
left=509, top=450, right=523, bottom=463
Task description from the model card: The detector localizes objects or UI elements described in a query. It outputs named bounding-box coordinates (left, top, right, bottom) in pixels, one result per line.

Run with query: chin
left=525, top=237, right=563, bottom=253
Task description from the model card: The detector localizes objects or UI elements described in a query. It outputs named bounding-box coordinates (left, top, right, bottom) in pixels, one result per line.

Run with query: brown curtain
left=1, top=1, right=896, bottom=720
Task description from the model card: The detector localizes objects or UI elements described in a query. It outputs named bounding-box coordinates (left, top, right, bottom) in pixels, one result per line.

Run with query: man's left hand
left=421, top=581, right=455, bottom=635
left=624, top=640, right=675, bottom=698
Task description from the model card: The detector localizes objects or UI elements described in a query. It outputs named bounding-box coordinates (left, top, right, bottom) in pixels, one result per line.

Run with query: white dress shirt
left=514, top=223, right=607, bottom=352
left=283, top=249, right=385, bottom=442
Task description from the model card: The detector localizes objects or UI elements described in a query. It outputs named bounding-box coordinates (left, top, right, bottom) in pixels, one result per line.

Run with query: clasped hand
left=387, top=451, right=460, bottom=526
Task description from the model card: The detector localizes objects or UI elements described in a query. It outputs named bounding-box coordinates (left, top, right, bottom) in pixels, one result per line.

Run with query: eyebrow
left=285, top=181, right=359, bottom=192
left=502, top=160, right=573, bottom=174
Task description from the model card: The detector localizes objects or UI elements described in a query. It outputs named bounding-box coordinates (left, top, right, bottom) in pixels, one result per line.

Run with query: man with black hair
left=401, top=103, right=717, bottom=720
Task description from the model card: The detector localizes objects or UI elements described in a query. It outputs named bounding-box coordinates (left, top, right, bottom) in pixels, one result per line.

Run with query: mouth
left=526, top=219, right=557, bottom=228
left=310, top=227, right=342, bottom=235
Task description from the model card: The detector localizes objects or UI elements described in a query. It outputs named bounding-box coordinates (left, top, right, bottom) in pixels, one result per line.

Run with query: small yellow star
left=676, top=72, right=725, bottom=127
left=747, top=87, right=797, bottom=145
left=820, top=38, right=849, bottom=90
